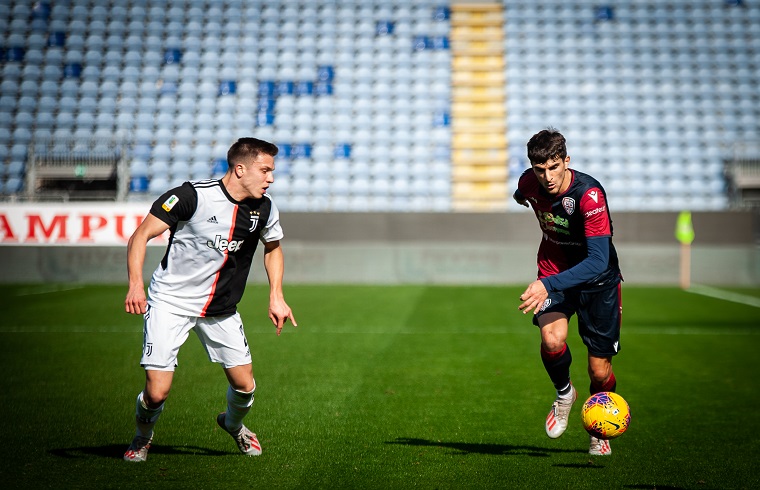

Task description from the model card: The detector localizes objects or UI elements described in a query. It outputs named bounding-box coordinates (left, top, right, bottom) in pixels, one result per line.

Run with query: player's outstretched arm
left=125, top=214, right=170, bottom=315
left=518, top=279, right=549, bottom=315
left=263, top=240, right=297, bottom=336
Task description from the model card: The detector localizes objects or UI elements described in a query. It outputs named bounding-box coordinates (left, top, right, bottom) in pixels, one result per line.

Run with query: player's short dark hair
left=227, top=137, right=279, bottom=166
left=527, top=128, right=567, bottom=165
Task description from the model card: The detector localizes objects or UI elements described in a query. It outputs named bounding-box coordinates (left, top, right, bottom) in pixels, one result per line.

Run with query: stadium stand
left=503, top=0, right=759, bottom=212
left=0, top=0, right=758, bottom=211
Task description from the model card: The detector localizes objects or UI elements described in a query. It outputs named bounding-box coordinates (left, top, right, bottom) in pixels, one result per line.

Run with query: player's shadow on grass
left=386, top=437, right=587, bottom=458
left=50, top=444, right=230, bottom=459
left=624, top=486, right=687, bottom=490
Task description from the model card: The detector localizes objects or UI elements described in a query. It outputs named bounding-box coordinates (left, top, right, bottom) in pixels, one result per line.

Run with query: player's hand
left=269, top=298, right=297, bottom=336
left=518, top=280, right=549, bottom=315
left=512, top=190, right=529, bottom=208
left=125, top=285, right=148, bottom=315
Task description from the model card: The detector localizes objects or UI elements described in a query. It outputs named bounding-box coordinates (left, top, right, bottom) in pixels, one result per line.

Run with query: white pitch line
left=686, top=284, right=760, bottom=309
left=14, top=286, right=87, bottom=296
left=1, top=325, right=757, bottom=335
left=623, top=327, right=759, bottom=335
left=0, top=326, right=141, bottom=333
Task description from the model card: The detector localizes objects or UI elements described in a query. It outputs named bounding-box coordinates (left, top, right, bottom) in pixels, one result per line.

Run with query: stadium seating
left=502, top=0, right=760, bottom=211
left=0, top=0, right=758, bottom=212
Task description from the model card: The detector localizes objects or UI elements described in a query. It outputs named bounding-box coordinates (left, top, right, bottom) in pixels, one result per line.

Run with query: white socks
left=557, top=382, right=574, bottom=399
left=135, top=391, right=164, bottom=438
left=224, top=383, right=255, bottom=433
left=133, top=384, right=256, bottom=437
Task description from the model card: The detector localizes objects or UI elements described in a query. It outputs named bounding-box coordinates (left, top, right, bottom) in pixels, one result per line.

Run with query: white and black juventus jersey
left=146, top=179, right=283, bottom=317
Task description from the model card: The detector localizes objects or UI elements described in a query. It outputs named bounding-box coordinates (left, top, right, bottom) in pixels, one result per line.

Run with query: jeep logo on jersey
left=207, top=234, right=244, bottom=252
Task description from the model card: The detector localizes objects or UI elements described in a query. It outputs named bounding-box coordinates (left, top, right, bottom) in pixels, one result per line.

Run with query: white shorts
left=140, top=305, right=251, bottom=371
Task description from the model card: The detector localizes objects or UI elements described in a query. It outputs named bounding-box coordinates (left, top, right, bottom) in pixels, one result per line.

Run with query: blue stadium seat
left=4, top=177, right=23, bottom=194
left=148, top=176, right=170, bottom=194
left=193, top=143, right=212, bottom=162
left=0, top=129, right=11, bottom=146
left=9, top=143, right=27, bottom=162
left=130, top=175, right=149, bottom=192
left=170, top=160, right=191, bottom=182
left=212, top=158, right=228, bottom=177
left=0, top=0, right=743, bottom=210
left=190, top=160, right=211, bottom=180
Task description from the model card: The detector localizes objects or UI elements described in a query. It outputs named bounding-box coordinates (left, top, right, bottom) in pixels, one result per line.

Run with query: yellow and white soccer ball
left=581, top=392, right=631, bottom=440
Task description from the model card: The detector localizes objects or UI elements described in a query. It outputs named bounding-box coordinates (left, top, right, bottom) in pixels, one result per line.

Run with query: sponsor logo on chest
left=540, top=211, right=570, bottom=232
left=207, top=234, right=244, bottom=252
left=201, top=207, right=261, bottom=252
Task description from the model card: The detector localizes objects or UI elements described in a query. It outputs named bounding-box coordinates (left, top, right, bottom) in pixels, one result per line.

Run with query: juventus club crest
left=562, top=197, right=575, bottom=215
left=249, top=211, right=260, bottom=232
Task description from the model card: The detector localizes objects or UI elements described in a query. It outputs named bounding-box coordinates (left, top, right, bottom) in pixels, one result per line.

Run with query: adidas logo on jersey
left=207, top=216, right=218, bottom=224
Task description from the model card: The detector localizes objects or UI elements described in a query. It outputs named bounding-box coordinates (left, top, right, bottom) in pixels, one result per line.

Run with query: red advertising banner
left=0, top=203, right=169, bottom=246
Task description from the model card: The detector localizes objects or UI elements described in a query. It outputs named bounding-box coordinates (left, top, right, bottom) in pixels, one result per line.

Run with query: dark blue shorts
left=533, top=282, right=622, bottom=357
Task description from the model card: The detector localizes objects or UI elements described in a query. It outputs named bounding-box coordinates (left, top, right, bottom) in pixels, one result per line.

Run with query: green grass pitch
left=0, top=283, right=758, bottom=489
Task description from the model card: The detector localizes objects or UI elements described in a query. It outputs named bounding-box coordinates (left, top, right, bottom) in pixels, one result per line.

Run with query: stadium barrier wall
left=0, top=203, right=757, bottom=286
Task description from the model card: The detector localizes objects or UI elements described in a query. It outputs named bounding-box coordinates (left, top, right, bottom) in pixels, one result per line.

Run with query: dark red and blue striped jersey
left=517, top=168, right=621, bottom=291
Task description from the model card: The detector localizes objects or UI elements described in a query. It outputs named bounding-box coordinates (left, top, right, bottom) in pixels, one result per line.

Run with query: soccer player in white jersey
left=123, top=137, right=297, bottom=462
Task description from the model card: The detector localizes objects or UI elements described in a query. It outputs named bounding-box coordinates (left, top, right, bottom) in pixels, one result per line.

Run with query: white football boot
left=589, top=435, right=612, bottom=456
left=123, top=433, right=153, bottom=462
left=545, top=384, right=577, bottom=439
left=217, top=413, right=262, bottom=456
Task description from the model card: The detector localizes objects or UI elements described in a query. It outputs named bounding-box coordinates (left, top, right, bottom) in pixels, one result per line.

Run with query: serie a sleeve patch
left=162, top=195, right=179, bottom=212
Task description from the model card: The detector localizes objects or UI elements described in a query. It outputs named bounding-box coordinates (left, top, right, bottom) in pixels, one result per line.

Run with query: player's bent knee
left=242, top=378, right=256, bottom=394
left=224, top=364, right=255, bottom=392
left=541, top=339, right=566, bottom=353
left=539, top=329, right=568, bottom=353
left=588, top=363, right=616, bottom=392
left=227, top=384, right=255, bottom=408
left=143, top=390, right=169, bottom=408
left=230, top=377, right=256, bottom=395
left=590, top=371, right=608, bottom=385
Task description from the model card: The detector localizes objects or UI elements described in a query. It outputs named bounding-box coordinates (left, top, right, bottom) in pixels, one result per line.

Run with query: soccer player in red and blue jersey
left=513, top=129, right=622, bottom=456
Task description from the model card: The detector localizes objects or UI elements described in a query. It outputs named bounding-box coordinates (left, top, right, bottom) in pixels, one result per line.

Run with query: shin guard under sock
left=224, top=383, right=255, bottom=433
left=135, top=391, right=164, bottom=438
left=590, top=371, right=617, bottom=395
left=541, top=343, right=573, bottom=396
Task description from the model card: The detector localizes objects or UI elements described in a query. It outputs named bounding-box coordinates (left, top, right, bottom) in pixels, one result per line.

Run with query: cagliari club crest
left=562, top=196, right=576, bottom=215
